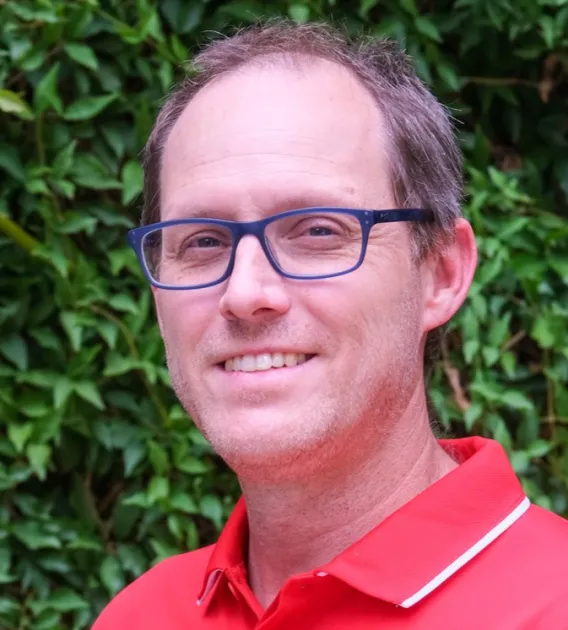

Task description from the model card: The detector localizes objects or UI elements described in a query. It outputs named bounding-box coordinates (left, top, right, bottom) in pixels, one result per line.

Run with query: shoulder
left=491, top=503, right=568, bottom=598
left=504, top=503, right=568, bottom=563
left=92, top=545, right=214, bottom=630
left=522, top=503, right=568, bottom=543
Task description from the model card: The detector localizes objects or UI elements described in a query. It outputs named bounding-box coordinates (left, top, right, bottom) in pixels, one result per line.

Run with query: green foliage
left=0, top=0, right=567, bottom=627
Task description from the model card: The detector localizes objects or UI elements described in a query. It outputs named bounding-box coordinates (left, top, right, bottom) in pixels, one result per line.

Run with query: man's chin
left=200, top=417, right=343, bottom=483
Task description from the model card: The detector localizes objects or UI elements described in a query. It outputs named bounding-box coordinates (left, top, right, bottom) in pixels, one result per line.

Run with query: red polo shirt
left=93, top=438, right=568, bottom=629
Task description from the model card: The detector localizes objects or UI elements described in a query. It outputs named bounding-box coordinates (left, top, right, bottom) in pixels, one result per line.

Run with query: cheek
left=155, top=292, right=215, bottom=352
left=306, top=259, right=422, bottom=358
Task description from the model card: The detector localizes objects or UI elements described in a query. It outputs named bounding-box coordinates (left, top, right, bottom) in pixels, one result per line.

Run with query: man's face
left=155, top=59, right=427, bottom=480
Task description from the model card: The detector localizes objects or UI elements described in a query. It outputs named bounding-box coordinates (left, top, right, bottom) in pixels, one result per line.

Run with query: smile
left=224, top=352, right=313, bottom=372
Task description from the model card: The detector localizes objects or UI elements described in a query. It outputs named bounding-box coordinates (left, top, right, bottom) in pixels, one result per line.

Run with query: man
left=94, top=20, right=568, bottom=629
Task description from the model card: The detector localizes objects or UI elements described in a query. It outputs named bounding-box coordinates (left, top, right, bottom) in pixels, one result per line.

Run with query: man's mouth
left=223, top=352, right=315, bottom=373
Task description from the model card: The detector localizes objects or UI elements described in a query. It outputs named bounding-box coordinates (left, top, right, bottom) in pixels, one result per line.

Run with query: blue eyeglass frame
left=127, top=207, right=433, bottom=290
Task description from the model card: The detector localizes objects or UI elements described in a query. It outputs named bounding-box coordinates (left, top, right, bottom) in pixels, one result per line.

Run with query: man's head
left=139, top=21, right=476, bottom=481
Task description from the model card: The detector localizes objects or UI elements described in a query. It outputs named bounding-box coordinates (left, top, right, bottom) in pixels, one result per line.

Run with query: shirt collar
left=197, top=437, right=529, bottom=609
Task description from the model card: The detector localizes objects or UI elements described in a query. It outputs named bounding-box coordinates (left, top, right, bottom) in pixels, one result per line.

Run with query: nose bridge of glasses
left=231, top=218, right=277, bottom=274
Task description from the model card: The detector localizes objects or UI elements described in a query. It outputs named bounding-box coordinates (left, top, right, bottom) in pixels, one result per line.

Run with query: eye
left=191, top=235, right=222, bottom=248
left=181, top=229, right=231, bottom=251
left=307, top=225, right=336, bottom=237
left=292, top=217, right=346, bottom=238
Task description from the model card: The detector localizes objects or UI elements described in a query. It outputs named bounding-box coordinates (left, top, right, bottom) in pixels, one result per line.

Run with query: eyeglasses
left=127, top=207, right=433, bottom=290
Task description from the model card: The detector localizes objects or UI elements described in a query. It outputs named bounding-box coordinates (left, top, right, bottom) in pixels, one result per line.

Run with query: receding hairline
left=163, top=50, right=392, bottom=158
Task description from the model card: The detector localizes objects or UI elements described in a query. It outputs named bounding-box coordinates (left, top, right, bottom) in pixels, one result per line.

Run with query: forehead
left=160, top=58, right=393, bottom=219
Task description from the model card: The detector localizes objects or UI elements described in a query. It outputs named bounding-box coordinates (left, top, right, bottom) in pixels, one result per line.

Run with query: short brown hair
left=142, top=20, right=463, bottom=371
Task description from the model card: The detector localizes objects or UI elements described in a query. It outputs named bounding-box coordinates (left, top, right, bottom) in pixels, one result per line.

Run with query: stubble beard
left=164, top=315, right=422, bottom=484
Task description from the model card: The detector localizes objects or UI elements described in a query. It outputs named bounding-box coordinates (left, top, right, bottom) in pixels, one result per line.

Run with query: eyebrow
left=165, top=191, right=360, bottom=222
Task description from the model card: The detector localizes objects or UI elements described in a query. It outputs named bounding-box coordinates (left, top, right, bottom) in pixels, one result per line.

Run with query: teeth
left=284, top=352, right=298, bottom=367
left=224, top=352, right=309, bottom=372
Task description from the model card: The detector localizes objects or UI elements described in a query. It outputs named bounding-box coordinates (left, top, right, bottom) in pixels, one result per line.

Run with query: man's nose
left=219, top=236, right=292, bottom=323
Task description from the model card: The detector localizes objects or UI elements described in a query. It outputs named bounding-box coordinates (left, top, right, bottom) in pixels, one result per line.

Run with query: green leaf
left=10, top=5, right=58, bottom=22
left=108, top=248, right=137, bottom=276
left=415, top=16, right=442, bottom=42
left=175, top=456, right=210, bottom=475
left=123, top=442, right=145, bottom=476
left=400, top=0, right=418, bottom=15
left=463, top=339, right=479, bottom=364
left=148, top=441, right=169, bottom=475
left=0, top=333, right=28, bottom=370
left=170, top=492, right=197, bottom=514
left=25, top=177, right=50, bottom=195
left=526, top=440, right=554, bottom=459
left=501, top=391, right=534, bottom=412
left=60, top=311, right=83, bottom=351
left=103, top=354, right=141, bottom=377
left=167, top=513, right=185, bottom=541
left=45, top=589, right=89, bottom=612
left=437, top=63, right=463, bottom=92
left=57, top=213, right=97, bottom=235
left=147, top=476, right=169, bottom=503
left=26, top=444, right=51, bottom=480
left=74, top=381, right=105, bottom=410
left=108, top=294, right=138, bottom=315
left=0, top=597, right=19, bottom=615
left=12, top=522, right=61, bottom=550
left=531, top=315, right=557, bottom=349
left=122, top=491, right=149, bottom=508
left=52, top=140, right=77, bottom=179
left=100, top=556, right=125, bottom=595
left=50, top=178, right=76, bottom=199
left=160, top=0, right=204, bottom=33
left=200, top=495, right=224, bottom=530
left=539, top=15, right=557, bottom=48
left=185, top=518, right=197, bottom=550
left=0, top=143, right=25, bottom=181
left=64, top=94, right=117, bottom=121
left=463, top=403, right=483, bottom=432
left=549, top=256, right=568, bottom=284
left=117, top=544, right=147, bottom=577
left=17, top=370, right=58, bottom=389
left=0, top=89, right=34, bottom=120
left=64, top=43, right=99, bottom=71
left=34, top=63, right=63, bottom=114
left=97, top=320, right=119, bottom=349
left=121, top=160, right=143, bottom=205
left=7, top=423, right=33, bottom=453
left=20, top=396, right=50, bottom=418
left=33, top=245, right=70, bottom=278
left=288, top=3, right=310, bottom=22
left=70, top=154, right=122, bottom=190
left=482, top=346, right=500, bottom=367
left=53, top=377, right=73, bottom=409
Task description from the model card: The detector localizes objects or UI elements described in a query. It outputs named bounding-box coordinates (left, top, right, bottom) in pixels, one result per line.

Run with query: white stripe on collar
left=400, top=496, right=530, bottom=608
left=197, top=569, right=224, bottom=606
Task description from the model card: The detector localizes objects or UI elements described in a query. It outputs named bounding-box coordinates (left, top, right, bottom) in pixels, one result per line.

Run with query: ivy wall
left=1, top=0, right=567, bottom=628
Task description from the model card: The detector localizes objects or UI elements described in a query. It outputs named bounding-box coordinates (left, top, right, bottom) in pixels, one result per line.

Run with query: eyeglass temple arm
left=372, top=209, right=433, bottom=224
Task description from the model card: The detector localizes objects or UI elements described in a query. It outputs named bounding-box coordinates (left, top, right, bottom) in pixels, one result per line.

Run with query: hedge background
left=0, top=0, right=567, bottom=628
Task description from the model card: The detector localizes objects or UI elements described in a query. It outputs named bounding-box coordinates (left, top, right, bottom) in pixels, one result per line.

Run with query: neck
left=241, top=395, right=457, bottom=609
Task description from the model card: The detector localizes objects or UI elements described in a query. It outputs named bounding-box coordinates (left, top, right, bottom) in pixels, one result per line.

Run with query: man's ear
left=421, top=218, right=478, bottom=333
